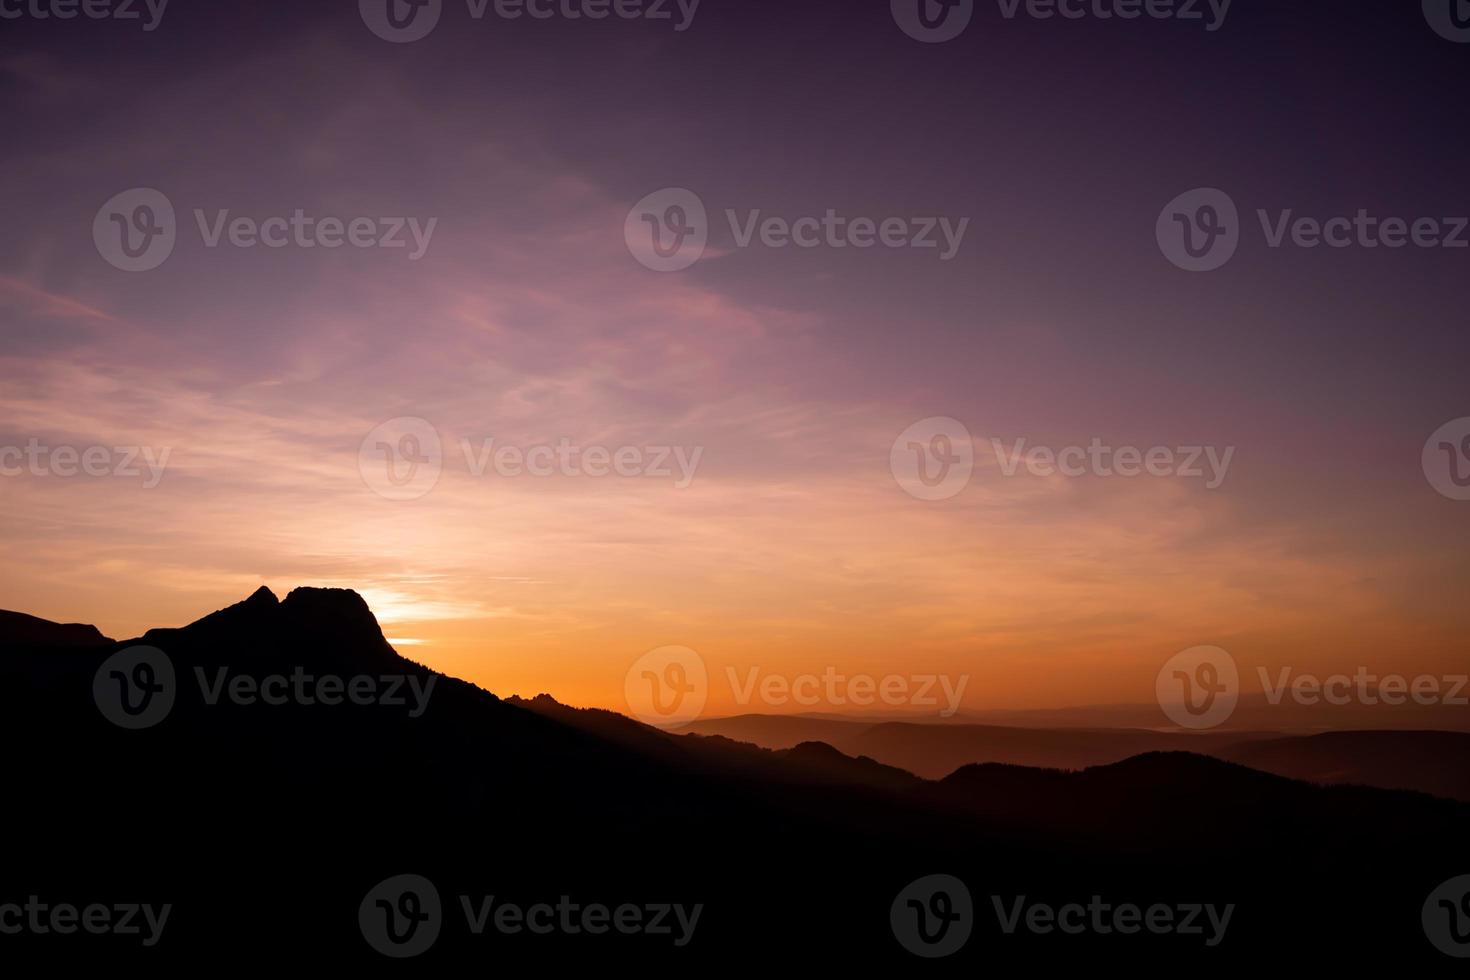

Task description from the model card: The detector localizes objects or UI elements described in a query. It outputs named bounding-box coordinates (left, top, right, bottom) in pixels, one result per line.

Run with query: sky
left=1, top=0, right=1467, bottom=717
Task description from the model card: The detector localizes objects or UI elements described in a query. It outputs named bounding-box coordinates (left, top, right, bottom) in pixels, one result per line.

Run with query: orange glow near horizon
left=2, top=61, right=1466, bottom=723
left=3, top=352, right=1465, bottom=721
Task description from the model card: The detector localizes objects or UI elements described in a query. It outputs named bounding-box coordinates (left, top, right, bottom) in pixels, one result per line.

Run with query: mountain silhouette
left=3, top=589, right=1465, bottom=968
left=0, top=608, right=112, bottom=648
left=507, top=693, right=921, bottom=792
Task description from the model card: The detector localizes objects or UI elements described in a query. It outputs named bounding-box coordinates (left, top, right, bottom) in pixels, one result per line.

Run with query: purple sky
left=1, top=0, right=1467, bottom=712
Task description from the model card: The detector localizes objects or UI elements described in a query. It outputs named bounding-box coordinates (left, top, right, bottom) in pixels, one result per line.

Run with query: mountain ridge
left=0, top=608, right=113, bottom=648
left=1, top=588, right=1465, bottom=966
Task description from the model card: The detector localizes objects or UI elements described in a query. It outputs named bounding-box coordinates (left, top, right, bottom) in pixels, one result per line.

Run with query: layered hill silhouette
left=2, top=589, right=1466, bottom=968
left=1214, top=730, right=1470, bottom=803
left=910, top=695, right=1470, bottom=732
left=679, top=713, right=1470, bottom=801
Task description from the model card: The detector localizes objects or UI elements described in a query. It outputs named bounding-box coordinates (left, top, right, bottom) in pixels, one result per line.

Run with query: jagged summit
left=513, top=693, right=564, bottom=708
left=174, top=586, right=378, bottom=631
left=277, top=587, right=394, bottom=656
left=245, top=585, right=280, bottom=605
left=141, top=587, right=271, bottom=644
left=132, top=586, right=398, bottom=667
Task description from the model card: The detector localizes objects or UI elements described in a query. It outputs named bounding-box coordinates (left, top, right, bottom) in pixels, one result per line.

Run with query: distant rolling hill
left=877, top=695, right=1470, bottom=732
left=677, top=714, right=1278, bottom=778
left=1213, top=730, right=1470, bottom=803
left=680, top=714, right=1470, bottom=801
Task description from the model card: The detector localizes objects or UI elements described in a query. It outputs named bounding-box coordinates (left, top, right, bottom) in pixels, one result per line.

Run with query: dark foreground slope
left=2, top=589, right=1466, bottom=969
